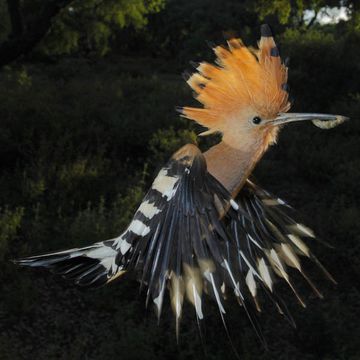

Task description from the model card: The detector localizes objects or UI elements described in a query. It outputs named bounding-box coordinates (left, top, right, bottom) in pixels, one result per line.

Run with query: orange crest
left=180, top=25, right=290, bottom=135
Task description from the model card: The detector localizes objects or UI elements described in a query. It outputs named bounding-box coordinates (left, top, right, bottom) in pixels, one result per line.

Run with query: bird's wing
left=16, top=144, right=334, bottom=339
left=231, top=180, right=336, bottom=309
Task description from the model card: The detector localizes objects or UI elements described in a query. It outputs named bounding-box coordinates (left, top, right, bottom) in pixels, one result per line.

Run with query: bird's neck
left=203, top=140, right=269, bottom=197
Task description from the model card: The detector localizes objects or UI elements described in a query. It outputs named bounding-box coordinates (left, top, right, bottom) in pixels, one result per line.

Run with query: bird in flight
left=15, top=24, right=347, bottom=343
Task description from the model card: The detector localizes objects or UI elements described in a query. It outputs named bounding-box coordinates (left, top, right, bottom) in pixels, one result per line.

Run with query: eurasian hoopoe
left=15, top=24, right=347, bottom=344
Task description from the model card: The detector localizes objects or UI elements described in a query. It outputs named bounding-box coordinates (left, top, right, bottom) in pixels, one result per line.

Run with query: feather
left=180, top=26, right=289, bottom=134
left=15, top=143, right=335, bottom=344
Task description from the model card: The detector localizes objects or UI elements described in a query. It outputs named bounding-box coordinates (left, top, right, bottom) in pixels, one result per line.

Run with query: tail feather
left=13, top=143, right=336, bottom=345
left=14, top=240, right=125, bottom=288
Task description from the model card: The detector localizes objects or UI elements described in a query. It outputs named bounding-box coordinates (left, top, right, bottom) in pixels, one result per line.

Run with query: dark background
left=0, top=0, right=359, bottom=359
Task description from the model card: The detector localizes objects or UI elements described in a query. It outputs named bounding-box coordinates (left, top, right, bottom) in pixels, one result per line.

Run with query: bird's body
left=204, top=139, right=268, bottom=197
left=15, top=25, right=347, bottom=343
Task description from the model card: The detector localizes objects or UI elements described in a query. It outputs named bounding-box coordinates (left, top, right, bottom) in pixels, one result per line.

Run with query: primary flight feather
left=15, top=24, right=347, bottom=344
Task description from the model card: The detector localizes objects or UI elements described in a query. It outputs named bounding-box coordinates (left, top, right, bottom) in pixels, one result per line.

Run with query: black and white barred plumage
left=15, top=144, right=335, bottom=341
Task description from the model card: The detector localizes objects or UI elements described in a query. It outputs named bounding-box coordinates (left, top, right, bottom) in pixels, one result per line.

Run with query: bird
left=14, top=24, right=347, bottom=343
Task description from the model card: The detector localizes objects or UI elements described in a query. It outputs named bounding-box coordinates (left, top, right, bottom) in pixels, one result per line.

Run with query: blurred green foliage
left=0, top=206, right=24, bottom=260
left=42, top=0, right=165, bottom=56
left=0, top=0, right=359, bottom=359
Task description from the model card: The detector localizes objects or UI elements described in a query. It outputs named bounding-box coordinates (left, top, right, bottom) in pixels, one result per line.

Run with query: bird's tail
left=14, top=238, right=126, bottom=287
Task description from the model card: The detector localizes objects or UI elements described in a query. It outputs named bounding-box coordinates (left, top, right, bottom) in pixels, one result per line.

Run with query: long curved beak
left=271, top=112, right=349, bottom=129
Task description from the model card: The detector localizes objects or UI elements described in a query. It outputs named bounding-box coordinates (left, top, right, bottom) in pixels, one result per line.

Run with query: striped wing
left=16, top=144, right=334, bottom=341
left=230, top=180, right=336, bottom=311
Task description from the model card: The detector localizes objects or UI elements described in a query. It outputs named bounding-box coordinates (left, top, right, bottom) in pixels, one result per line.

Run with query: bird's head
left=179, top=25, right=347, bottom=152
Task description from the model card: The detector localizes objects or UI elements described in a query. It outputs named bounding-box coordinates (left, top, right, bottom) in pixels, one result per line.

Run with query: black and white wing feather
left=15, top=144, right=334, bottom=340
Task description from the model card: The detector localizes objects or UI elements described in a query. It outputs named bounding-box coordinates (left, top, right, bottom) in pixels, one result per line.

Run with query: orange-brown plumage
left=15, top=25, right=347, bottom=345
left=182, top=32, right=290, bottom=136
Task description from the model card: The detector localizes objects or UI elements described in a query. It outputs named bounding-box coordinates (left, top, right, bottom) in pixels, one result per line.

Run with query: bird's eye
left=252, top=116, right=262, bottom=125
